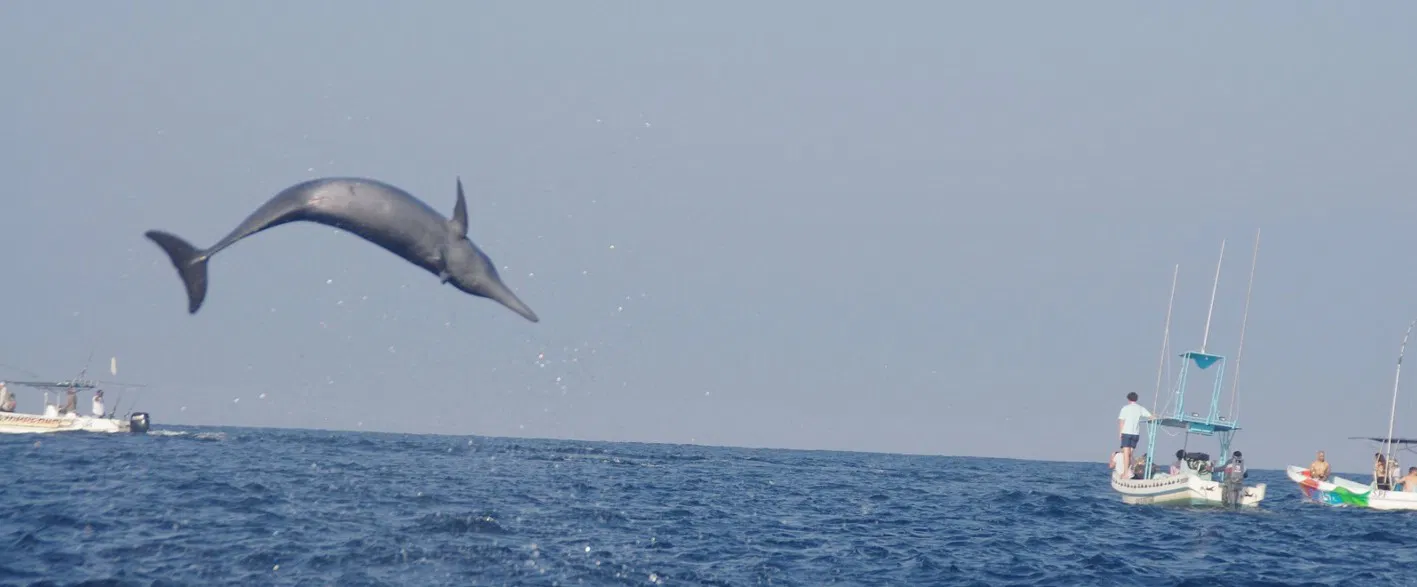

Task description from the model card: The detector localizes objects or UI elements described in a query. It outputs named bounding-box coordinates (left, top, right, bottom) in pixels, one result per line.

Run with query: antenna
left=1152, top=264, right=1179, bottom=414
left=76, top=350, right=94, bottom=387
left=1227, top=229, right=1261, bottom=421
left=1385, top=320, right=1416, bottom=465
left=1200, top=239, right=1226, bottom=353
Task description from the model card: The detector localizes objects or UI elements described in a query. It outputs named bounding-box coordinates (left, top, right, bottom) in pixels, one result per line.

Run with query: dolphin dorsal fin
left=450, top=177, right=469, bottom=237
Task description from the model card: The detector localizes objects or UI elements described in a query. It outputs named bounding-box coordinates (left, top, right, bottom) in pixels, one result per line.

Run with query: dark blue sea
left=1, top=427, right=1411, bottom=587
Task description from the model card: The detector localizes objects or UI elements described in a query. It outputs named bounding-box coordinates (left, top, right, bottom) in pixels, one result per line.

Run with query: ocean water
left=0, top=428, right=1412, bottom=587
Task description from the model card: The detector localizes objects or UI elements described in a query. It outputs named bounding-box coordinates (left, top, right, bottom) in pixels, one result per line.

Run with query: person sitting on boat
left=1308, top=451, right=1331, bottom=481
left=58, top=387, right=78, bottom=416
left=1375, top=453, right=1393, bottom=490
left=0, top=382, right=14, bottom=413
left=91, top=389, right=106, bottom=418
left=1117, top=392, right=1154, bottom=473
left=1109, top=450, right=1127, bottom=480
left=1131, top=454, right=1160, bottom=479
left=1170, top=449, right=1186, bottom=475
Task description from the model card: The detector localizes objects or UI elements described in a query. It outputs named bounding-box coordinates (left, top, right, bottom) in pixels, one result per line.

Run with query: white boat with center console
left=1110, top=232, right=1267, bottom=508
left=0, top=406, right=150, bottom=434
left=0, top=357, right=150, bottom=435
left=1286, top=462, right=1417, bottom=510
left=1286, top=320, right=1417, bottom=510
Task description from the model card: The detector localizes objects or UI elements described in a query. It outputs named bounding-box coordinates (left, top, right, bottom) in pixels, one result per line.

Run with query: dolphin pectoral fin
left=435, top=246, right=452, bottom=283
left=449, top=177, right=469, bottom=237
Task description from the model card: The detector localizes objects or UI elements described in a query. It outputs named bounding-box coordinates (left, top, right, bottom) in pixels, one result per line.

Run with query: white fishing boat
left=1110, top=232, right=1267, bottom=508
left=0, top=406, right=150, bottom=435
left=0, top=357, right=151, bottom=435
left=1286, top=463, right=1417, bottom=510
left=1113, top=451, right=1265, bottom=506
left=1286, top=321, right=1417, bottom=510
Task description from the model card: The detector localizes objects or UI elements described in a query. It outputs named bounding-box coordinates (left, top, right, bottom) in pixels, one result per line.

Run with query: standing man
left=1118, top=392, right=1153, bottom=472
left=91, top=389, right=106, bottom=418
left=1225, top=450, right=1247, bottom=480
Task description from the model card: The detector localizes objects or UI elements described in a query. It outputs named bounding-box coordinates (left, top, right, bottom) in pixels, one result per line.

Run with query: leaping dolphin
left=144, top=176, right=539, bottom=323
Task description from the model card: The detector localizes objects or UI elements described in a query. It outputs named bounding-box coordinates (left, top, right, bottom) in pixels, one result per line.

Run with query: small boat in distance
left=1287, top=320, right=1417, bottom=510
left=1110, top=232, right=1268, bottom=507
left=0, top=357, right=151, bottom=435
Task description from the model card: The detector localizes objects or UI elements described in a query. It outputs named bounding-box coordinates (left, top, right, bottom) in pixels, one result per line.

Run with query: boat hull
left=1286, top=465, right=1417, bottom=510
left=0, top=411, right=134, bottom=434
left=1112, top=472, right=1266, bottom=507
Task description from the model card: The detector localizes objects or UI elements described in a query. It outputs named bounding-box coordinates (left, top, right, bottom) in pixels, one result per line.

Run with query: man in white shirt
left=91, top=389, right=106, bottom=418
left=0, top=382, right=14, bottom=413
left=1109, top=450, right=1127, bottom=480
left=1118, top=392, right=1153, bottom=474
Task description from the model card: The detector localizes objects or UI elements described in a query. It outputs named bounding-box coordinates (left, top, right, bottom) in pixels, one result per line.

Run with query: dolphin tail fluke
left=144, top=230, right=210, bottom=314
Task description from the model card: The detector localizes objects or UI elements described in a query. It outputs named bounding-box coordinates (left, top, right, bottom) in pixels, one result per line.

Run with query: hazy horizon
left=4, top=2, right=1417, bottom=473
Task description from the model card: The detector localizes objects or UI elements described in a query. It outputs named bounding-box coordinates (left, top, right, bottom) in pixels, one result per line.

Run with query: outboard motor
left=129, top=412, right=150, bottom=435
left=1221, top=471, right=1245, bottom=507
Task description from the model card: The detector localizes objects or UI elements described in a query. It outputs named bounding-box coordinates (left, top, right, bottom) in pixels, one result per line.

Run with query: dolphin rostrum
left=144, top=176, right=539, bottom=322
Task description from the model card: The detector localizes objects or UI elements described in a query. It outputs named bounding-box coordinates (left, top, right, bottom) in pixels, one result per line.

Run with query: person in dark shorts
left=1117, top=392, right=1153, bottom=474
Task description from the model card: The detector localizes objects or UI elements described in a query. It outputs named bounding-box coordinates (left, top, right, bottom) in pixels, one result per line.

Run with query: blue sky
left=2, top=2, right=1416, bottom=470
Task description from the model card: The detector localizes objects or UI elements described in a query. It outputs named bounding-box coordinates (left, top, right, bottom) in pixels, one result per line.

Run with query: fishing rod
left=1383, top=319, right=1417, bottom=468
left=1151, top=264, right=1179, bottom=416
left=1226, top=228, right=1261, bottom=423
left=0, top=364, right=40, bottom=378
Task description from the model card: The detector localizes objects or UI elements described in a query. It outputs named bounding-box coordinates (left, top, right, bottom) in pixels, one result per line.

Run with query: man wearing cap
left=1224, top=450, right=1247, bottom=481
left=91, top=389, right=106, bottom=418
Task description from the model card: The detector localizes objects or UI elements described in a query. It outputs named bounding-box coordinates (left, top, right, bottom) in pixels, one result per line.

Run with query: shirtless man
left=58, top=387, right=78, bottom=415
left=1401, top=467, right=1417, bottom=492
left=1309, top=451, right=1331, bottom=481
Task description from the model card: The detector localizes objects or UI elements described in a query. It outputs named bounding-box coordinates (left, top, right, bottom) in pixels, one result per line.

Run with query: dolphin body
left=144, top=176, right=539, bottom=323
